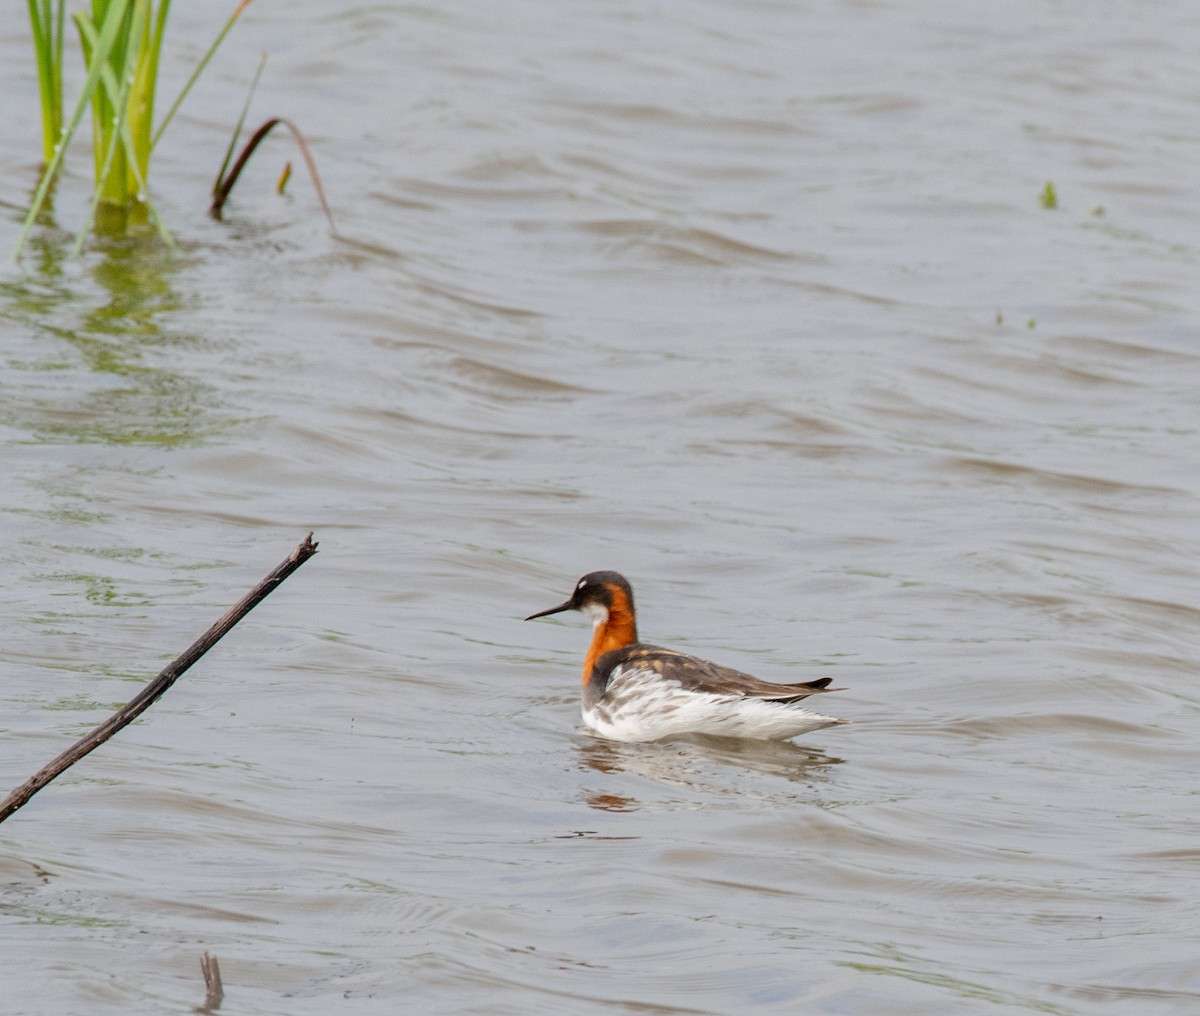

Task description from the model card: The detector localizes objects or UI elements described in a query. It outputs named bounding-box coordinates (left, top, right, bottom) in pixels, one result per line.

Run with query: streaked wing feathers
left=595, top=644, right=838, bottom=701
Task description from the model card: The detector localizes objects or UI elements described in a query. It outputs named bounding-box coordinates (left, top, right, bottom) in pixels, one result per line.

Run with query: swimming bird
left=526, top=571, right=846, bottom=742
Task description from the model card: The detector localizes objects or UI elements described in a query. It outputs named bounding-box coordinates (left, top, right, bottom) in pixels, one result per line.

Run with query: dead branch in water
left=197, top=952, right=224, bottom=1012
left=0, top=534, right=319, bottom=825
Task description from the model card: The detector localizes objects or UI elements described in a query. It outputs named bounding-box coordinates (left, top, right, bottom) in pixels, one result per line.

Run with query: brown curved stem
left=210, top=117, right=335, bottom=231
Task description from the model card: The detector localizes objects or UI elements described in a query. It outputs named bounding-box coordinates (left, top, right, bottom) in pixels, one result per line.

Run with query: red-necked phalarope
left=526, top=571, right=846, bottom=742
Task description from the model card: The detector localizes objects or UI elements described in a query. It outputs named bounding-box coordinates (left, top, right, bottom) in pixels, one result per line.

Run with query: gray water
left=2, top=2, right=1198, bottom=1013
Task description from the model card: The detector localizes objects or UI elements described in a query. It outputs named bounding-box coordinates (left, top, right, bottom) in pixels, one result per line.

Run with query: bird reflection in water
left=574, top=734, right=844, bottom=813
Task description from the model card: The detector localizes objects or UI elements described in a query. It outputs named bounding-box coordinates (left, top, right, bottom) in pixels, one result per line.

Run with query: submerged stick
left=198, top=952, right=224, bottom=1012
left=0, top=534, right=318, bottom=825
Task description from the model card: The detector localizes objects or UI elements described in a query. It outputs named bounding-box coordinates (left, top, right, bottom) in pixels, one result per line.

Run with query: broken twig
left=0, top=534, right=318, bottom=824
left=197, top=952, right=224, bottom=1012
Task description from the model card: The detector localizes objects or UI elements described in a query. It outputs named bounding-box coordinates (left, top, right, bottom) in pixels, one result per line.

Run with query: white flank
left=582, top=665, right=842, bottom=743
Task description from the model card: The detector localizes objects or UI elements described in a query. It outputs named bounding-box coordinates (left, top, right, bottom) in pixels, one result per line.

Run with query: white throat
left=581, top=602, right=609, bottom=629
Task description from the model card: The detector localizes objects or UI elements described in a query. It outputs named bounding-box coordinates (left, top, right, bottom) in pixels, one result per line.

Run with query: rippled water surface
left=2, top=2, right=1199, bottom=1013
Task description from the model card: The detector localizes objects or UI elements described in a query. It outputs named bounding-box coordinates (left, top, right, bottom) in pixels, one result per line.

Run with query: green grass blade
left=76, top=70, right=131, bottom=248
left=152, top=0, right=254, bottom=151
left=127, top=0, right=168, bottom=174
left=73, top=9, right=128, bottom=206
left=27, top=0, right=50, bottom=162
left=27, top=0, right=66, bottom=165
left=13, top=0, right=133, bottom=260
left=53, top=0, right=65, bottom=104
left=74, top=0, right=152, bottom=247
left=213, top=51, right=267, bottom=198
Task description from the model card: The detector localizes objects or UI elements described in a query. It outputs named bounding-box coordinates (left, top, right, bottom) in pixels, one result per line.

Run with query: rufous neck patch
left=582, top=584, right=637, bottom=686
